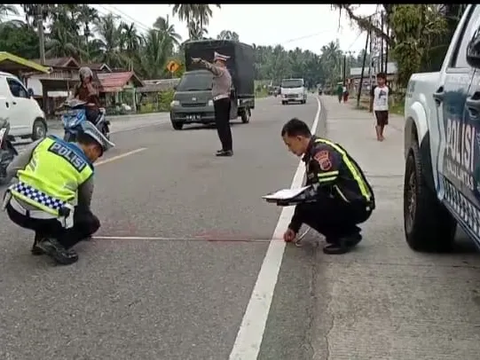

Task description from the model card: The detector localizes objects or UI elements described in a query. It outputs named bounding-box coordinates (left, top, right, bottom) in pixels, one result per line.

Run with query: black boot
left=36, top=238, right=79, bottom=265
left=323, top=233, right=362, bottom=255
left=216, top=150, right=233, bottom=157
left=31, top=234, right=45, bottom=256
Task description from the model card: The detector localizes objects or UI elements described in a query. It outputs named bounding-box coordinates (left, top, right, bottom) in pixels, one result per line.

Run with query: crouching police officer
left=3, top=121, right=114, bottom=265
left=281, top=118, right=375, bottom=254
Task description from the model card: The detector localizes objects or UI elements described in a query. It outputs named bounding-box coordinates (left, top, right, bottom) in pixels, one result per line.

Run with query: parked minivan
left=0, top=71, right=47, bottom=141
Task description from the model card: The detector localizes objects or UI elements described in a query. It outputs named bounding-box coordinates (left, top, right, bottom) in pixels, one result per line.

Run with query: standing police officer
left=192, top=52, right=233, bottom=157
left=281, top=118, right=375, bottom=254
left=3, top=121, right=114, bottom=265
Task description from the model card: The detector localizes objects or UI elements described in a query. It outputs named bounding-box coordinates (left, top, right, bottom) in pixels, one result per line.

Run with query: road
left=1, top=95, right=480, bottom=360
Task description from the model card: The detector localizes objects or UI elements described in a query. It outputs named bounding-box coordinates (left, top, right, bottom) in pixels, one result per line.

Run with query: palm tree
left=217, top=30, right=239, bottom=41
left=45, top=28, right=84, bottom=59
left=195, top=4, right=221, bottom=33
left=187, top=20, right=208, bottom=40
left=94, top=13, right=125, bottom=67
left=153, top=15, right=182, bottom=46
left=171, top=4, right=198, bottom=26
left=140, top=29, right=172, bottom=78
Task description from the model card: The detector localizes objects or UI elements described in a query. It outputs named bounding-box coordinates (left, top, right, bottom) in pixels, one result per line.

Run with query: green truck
left=169, top=39, right=255, bottom=130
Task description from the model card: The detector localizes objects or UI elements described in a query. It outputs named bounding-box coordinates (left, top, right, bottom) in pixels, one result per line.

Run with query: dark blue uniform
left=289, top=136, right=375, bottom=246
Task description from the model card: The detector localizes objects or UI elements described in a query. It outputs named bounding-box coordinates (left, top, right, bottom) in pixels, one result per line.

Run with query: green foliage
left=391, top=5, right=448, bottom=89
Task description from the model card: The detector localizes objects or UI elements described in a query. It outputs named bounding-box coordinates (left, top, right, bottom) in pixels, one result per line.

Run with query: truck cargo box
left=184, top=39, right=254, bottom=98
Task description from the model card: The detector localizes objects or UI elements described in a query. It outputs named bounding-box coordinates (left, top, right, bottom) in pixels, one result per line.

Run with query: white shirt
left=371, top=85, right=391, bottom=111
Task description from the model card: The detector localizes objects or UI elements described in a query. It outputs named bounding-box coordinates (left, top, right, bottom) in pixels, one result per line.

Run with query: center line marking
left=96, top=148, right=147, bottom=166
left=228, top=96, right=322, bottom=360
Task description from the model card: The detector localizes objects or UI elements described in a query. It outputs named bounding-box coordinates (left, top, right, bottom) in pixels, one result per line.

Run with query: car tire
left=241, top=108, right=251, bottom=124
left=171, top=121, right=184, bottom=130
left=403, top=142, right=457, bottom=252
left=31, top=119, right=47, bottom=141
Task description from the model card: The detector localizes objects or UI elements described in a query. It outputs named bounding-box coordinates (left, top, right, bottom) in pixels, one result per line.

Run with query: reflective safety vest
left=9, top=136, right=94, bottom=215
left=313, top=138, right=375, bottom=209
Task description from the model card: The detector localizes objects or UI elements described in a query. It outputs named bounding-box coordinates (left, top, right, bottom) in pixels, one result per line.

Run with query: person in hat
left=192, top=52, right=234, bottom=156
left=74, top=66, right=101, bottom=124
left=3, top=121, right=115, bottom=265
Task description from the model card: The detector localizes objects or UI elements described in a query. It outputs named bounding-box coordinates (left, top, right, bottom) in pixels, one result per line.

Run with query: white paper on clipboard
left=262, top=185, right=312, bottom=201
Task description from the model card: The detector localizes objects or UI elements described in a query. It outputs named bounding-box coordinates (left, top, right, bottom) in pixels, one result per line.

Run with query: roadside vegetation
left=0, top=4, right=469, bottom=114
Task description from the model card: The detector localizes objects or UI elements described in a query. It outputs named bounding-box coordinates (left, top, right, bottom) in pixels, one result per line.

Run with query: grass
left=390, top=101, right=405, bottom=116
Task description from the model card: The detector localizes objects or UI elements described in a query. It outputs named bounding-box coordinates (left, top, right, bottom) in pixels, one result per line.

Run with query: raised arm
left=197, top=59, right=223, bottom=76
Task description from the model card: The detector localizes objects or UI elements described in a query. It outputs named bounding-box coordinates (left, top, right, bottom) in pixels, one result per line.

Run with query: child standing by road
left=369, top=72, right=392, bottom=141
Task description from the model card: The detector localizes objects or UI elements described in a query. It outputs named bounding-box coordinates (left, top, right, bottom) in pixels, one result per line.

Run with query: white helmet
left=79, top=66, right=93, bottom=81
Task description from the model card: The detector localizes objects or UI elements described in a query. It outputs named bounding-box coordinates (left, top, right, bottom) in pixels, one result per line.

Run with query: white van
left=0, top=71, right=47, bottom=141
left=280, top=78, right=307, bottom=105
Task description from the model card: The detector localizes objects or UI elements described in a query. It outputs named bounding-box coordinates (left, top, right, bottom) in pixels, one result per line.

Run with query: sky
left=90, top=4, right=379, bottom=55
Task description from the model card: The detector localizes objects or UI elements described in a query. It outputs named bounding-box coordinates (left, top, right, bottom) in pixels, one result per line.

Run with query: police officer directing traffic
left=281, top=118, right=375, bottom=254
left=3, top=121, right=114, bottom=265
left=192, top=52, right=234, bottom=157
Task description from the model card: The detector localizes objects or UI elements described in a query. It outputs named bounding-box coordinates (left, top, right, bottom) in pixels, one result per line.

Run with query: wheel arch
left=404, top=101, right=435, bottom=192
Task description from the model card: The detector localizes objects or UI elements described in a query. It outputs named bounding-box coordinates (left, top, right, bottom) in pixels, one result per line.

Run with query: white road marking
left=228, top=96, right=322, bottom=360
left=96, top=148, right=147, bottom=166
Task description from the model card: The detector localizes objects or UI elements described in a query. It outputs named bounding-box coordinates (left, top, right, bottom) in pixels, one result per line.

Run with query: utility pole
left=357, top=30, right=370, bottom=108
left=37, top=5, right=45, bottom=65
left=342, top=55, right=347, bottom=86
left=384, top=24, right=390, bottom=78
left=380, top=11, right=384, bottom=73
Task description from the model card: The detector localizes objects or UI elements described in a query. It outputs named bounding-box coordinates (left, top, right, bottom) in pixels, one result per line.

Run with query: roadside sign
left=167, top=60, right=179, bottom=73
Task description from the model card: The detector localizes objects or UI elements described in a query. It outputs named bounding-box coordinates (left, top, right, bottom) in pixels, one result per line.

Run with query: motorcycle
left=61, top=99, right=111, bottom=142
left=0, top=118, right=18, bottom=185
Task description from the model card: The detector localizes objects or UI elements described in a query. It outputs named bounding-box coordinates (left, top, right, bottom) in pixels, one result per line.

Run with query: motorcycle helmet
left=79, top=66, right=93, bottom=82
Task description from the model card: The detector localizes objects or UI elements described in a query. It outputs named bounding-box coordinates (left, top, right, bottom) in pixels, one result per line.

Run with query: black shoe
left=345, top=233, right=362, bottom=248
left=323, top=243, right=349, bottom=255
left=31, top=235, right=45, bottom=256
left=216, top=150, right=233, bottom=157
left=36, top=238, right=79, bottom=265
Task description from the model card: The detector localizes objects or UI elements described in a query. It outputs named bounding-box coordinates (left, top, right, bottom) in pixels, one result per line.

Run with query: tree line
left=335, top=4, right=469, bottom=91
left=0, top=4, right=467, bottom=91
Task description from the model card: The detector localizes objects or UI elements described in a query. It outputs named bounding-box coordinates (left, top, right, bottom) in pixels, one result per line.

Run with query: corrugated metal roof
left=97, top=71, right=143, bottom=92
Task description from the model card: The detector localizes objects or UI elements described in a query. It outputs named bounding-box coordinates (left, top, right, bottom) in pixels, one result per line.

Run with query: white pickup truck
left=403, top=4, right=480, bottom=252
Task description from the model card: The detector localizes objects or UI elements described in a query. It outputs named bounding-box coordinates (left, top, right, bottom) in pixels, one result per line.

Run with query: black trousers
left=293, top=198, right=371, bottom=241
left=213, top=97, right=232, bottom=151
left=6, top=204, right=100, bottom=249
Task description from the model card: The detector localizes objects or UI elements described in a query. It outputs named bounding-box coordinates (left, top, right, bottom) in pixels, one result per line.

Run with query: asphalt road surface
left=2, top=95, right=480, bottom=360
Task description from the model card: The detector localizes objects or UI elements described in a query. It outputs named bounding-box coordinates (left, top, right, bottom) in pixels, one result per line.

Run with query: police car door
left=440, top=5, right=480, bottom=238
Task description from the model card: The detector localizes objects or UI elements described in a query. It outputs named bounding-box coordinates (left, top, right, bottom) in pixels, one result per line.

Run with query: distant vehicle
left=170, top=39, right=255, bottom=130
left=403, top=4, right=480, bottom=253
left=0, top=71, right=47, bottom=141
left=280, top=78, right=307, bottom=105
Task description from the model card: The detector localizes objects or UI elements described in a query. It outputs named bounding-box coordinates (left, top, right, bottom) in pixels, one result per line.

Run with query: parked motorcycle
left=0, top=118, right=18, bottom=185
left=61, top=99, right=110, bottom=142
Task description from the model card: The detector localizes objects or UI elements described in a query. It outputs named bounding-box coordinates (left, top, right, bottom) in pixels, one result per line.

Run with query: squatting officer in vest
left=3, top=121, right=114, bottom=265
left=281, top=118, right=375, bottom=254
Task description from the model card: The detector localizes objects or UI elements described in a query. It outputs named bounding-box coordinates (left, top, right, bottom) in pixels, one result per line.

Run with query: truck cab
left=403, top=4, right=480, bottom=252
left=280, top=78, right=307, bottom=105
left=170, top=39, right=255, bottom=130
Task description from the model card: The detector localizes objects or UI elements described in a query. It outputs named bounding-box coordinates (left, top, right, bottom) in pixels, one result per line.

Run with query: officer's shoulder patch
left=314, top=150, right=332, bottom=171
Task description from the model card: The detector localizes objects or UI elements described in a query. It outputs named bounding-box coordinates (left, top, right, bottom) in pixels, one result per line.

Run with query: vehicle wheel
left=281, top=101, right=286, bottom=105
left=171, top=121, right=184, bottom=130
left=102, top=124, right=110, bottom=139
left=31, top=119, right=47, bottom=141
left=301, top=100, right=306, bottom=104
left=241, top=108, right=250, bottom=124
left=403, top=142, right=457, bottom=252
